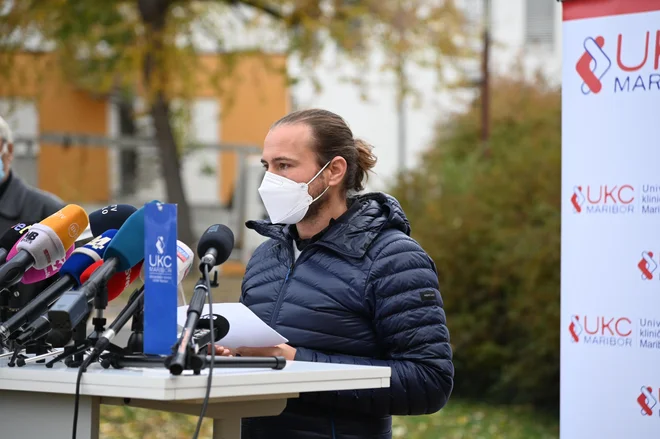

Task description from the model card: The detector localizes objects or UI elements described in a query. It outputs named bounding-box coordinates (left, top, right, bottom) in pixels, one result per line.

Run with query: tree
left=391, top=72, right=562, bottom=408
left=0, top=0, right=471, bottom=244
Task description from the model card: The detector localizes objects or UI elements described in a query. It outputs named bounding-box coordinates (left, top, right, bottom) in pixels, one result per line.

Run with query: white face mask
left=258, top=161, right=331, bottom=224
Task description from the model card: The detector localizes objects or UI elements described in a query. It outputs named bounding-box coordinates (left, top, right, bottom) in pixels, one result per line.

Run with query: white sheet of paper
left=176, top=303, right=288, bottom=349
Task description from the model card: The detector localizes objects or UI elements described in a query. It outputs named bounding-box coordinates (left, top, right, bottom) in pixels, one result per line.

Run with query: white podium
left=0, top=360, right=391, bottom=439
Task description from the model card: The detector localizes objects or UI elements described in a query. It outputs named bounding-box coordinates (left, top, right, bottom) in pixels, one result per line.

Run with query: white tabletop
left=0, top=360, right=391, bottom=401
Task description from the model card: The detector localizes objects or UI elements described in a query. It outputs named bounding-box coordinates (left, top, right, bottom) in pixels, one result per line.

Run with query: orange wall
left=194, top=54, right=289, bottom=203
left=0, top=53, right=109, bottom=202
left=0, top=51, right=289, bottom=205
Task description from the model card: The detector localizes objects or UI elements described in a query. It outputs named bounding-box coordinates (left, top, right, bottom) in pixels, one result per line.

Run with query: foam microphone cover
left=103, top=200, right=159, bottom=271
left=0, top=222, right=30, bottom=251
left=19, top=245, right=74, bottom=284
left=89, top=204, right=137, bottom=237
left=176, top=241, right=194, bottom=283
left=80, top=259, right=143, bottom=301
left=38, top=204, right=90, bottom=250
left=196, top=224, right=235, bottom=265
left=59, top=229, right=117, bottom=286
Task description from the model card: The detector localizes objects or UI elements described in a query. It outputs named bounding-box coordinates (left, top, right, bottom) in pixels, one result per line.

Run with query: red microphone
left=80, top=259, right=143, bottom=301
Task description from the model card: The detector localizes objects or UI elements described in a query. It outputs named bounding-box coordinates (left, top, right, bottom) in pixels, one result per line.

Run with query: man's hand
left=236, top=344, right=297, bottom=361
left=208, top=345, right=232, bottom=356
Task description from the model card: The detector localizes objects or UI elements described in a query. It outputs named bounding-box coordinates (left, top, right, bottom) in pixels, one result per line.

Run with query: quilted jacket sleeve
left=294, top=235, right=454, bottom=416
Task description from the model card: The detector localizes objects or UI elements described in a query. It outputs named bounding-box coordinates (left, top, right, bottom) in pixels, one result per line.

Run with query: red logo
left=569, top=315, right=632, bottom=347
left=571, top=184, right=635, bottom=214
left=637, top=386, right=658, bottom=416
left=577, top=36, right=610, bottom=94
left=639, top=251, right=658, bottom=280
left=578, top=31, right=660, bottom=95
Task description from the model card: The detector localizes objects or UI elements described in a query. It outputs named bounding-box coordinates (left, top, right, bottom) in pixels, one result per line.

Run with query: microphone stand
left=98, top=271, right=286, bottom=373
left=45, top=281, right=122, bottom=368
left=102, top=354, right=286, bottom=371
left=126, top=291, right=145, bottom=354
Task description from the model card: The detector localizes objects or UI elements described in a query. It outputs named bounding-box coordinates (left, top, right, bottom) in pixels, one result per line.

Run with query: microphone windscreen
left=0, top=222, right=30, bottom=251
left=89, top=204, right=137, bottom=237
left=19, top=244, right=75, bottom=284
left=176, top=241, right=194, bottom=284
left=104, top=201, right=159, bottom=271
left=80, top=259, right=143, bottom=301
left=39, top=204, right=90, bottom=250
left=196, top=224, right=234, bottom=265
left=59, top=229, right=117, bottom=286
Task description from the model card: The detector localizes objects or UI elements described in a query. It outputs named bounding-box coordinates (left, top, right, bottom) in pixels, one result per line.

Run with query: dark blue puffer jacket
left=240, top=192, right=454, bottom=439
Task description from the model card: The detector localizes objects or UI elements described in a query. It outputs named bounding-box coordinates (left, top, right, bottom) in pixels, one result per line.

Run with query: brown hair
left=272, top=109, right=377, bottom=193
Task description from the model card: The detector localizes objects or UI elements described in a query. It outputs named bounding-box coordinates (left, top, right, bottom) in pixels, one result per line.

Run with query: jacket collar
left=246, top=192, right=408, bottom=259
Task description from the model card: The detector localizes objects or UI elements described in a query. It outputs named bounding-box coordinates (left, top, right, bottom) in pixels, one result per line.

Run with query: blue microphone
left=0, top=229, right=117, bottom=343
left=47, top=201, right=158, bottom=334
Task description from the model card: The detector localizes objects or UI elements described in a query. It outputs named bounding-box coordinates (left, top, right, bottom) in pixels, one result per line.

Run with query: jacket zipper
left=269, top=243, right=297, bottom=327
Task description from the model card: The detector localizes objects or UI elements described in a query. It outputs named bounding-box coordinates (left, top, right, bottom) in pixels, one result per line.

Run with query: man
left=216, top=109, right=454, bottom=439
left=0, top=116, right=64, bottom=317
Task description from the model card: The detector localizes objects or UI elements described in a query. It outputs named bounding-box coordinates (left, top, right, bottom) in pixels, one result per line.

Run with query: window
left=525, top=0, right=555, bottom=47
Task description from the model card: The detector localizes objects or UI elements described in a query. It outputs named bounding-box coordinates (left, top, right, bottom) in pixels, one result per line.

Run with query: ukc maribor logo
left=577, top=36, right=611, bottom=94
left=576, top=30, right=660, bottom=95
left=571, top=184, right=660, bottom=215
left=570, top=184, right=634, bottom=214
left=639, top=251, right=658, bottom=280
left=568, top=315, right=632, bottom=347
left=637, top=386, right=658, bottom=417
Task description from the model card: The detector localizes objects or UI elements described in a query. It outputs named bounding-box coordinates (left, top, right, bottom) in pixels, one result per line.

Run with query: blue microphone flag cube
left=143, top=202, right=178, bottom=355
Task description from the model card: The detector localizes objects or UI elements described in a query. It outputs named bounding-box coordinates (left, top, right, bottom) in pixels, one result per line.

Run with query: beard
left=302, top=177, right=329, bottom=222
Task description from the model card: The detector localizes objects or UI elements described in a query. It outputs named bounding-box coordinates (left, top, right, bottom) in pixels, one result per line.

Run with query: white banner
left=561, top=1, right=660, bottom=437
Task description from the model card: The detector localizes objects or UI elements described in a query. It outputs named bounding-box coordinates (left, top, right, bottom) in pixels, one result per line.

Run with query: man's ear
left=327, top=156, right=347, bottom=188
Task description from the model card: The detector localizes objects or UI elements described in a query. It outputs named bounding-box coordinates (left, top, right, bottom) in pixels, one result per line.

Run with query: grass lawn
left=99, top=399, right=559, bottom=439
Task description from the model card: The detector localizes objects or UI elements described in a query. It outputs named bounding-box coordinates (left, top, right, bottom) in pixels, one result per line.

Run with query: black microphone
left=197, top=224, right=235, bottom=271
left=14, top=313, right=50, bottom=346
left=168, top=224, right=234, bottom=375
left=193, top=314, right=231, bottom=351
left=0, top=222, right=30, bottom=265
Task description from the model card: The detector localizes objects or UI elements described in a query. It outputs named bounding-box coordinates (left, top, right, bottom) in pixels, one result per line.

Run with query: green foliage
left=100, top=398, right=558, bottom=439
left=391, top=74, right=561, bottom=408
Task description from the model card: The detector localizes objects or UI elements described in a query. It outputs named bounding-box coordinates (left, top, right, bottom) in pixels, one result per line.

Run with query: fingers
left=208, top=345, right=232, bottom=356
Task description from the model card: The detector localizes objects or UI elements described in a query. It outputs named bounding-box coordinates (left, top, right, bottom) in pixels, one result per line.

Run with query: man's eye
left=278, top=163, right=290, bottom=170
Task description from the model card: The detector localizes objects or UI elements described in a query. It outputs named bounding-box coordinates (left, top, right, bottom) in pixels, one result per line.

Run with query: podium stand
left=0, top=360, right=391, bottom=439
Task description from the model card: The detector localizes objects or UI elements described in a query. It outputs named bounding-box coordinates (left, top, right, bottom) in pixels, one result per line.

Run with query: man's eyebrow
left=261, top=156, right=299, bottom=164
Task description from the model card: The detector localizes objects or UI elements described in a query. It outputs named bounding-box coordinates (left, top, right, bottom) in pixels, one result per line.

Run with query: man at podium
left=216, top=109, right=454, bottom=439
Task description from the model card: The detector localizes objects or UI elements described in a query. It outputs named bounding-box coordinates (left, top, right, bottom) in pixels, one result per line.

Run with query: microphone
left=89, top=204, right=137, bottom=237
left=0, top=230, right=117, bottom=342
left=197, top=224, right=235, bottom=271
left=0, top=205, right=89, bottom=288
left=45, top=260, right=142, bottom=348
left=0, top=222, right=31, bottom=265
left=43, top=202, right=152, bottom=337
left=8, top=243, right=75, bottom=285
left=83, top=240, right=194, bottom=367
left=168, top=224, right=234, bottom=375
left=193, top=314, right=231, bottom=351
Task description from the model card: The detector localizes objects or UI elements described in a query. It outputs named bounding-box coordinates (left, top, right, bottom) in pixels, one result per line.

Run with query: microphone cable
left=192, top=263, right=214, bottom=439
left=72, top=358, right=84, bottom=439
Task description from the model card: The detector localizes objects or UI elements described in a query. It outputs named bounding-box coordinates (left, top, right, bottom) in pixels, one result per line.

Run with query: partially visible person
left=0, top=116, right=64, bottom=314
left=215, top=109, right=454, bottom=439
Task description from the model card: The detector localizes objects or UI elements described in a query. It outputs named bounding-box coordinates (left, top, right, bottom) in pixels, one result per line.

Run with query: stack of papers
left=176, top=303, right=288, bottom=349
